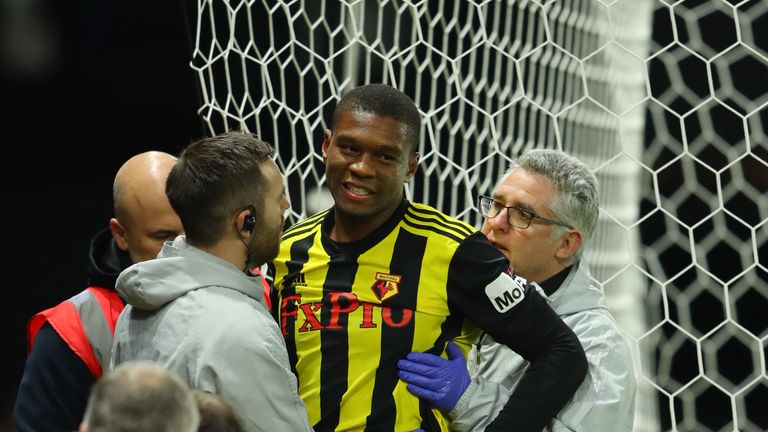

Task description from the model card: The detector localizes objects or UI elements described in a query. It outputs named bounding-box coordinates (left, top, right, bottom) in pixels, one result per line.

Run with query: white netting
left=191, top=1, right=768, bottom=430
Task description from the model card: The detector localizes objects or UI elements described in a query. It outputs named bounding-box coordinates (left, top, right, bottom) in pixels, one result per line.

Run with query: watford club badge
left=371, top=272, right=401, bottom=302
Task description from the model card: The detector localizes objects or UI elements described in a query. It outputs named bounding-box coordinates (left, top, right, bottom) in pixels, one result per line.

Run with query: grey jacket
left=110, top=236, right=311, bottom=432
left=451, top=262, right=636, bottom=431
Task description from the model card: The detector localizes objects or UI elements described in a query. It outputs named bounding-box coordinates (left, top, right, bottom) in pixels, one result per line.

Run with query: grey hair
left=502, top=149, right=600, bottom=263
left=82, top=361, right=200, bottom=432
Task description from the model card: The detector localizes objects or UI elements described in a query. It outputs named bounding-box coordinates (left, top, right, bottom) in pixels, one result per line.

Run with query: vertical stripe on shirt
left=315, top=252, right=359, bottom=432
left=283, top=234, right=315, bottom=376
left=365, top=229, right=426, bottom=431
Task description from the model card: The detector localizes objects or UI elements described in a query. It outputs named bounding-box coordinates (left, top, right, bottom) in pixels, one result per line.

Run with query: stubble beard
left=245, top=229, right=281, bottom=268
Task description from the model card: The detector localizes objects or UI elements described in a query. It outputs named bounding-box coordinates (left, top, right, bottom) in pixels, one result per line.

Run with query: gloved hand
left=397, top=341, right=471, bottom=412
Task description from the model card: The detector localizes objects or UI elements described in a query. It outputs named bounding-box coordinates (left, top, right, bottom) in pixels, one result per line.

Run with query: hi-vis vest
left=27, top=287, right=124, bottom=378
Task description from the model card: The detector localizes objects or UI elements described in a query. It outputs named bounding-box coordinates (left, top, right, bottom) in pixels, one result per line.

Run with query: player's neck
left=330, top=202, right=401, bottom=243
left=329, top=214, right=378, bottom=242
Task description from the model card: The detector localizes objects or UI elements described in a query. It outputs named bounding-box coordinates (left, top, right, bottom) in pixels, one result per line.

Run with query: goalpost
left=191, top=1, right=768, bottom=431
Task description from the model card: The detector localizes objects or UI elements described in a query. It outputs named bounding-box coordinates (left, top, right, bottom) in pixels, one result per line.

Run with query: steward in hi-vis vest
left=15, top=228, right=129, bottom=432
left=27, top=285, right=124, bottom=378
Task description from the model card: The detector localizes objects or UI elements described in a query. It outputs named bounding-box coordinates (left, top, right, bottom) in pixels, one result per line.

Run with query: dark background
left=1, top=1, right=204, bottom=429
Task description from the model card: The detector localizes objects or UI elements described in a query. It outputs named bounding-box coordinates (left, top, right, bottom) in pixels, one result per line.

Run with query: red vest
left=27, top=287, right=125, bottom=378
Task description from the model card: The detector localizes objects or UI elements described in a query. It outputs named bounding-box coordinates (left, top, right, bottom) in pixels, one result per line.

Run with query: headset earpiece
left=243, top=215, right=255, bottom=232
left=242, top=205, right=256, bottom=232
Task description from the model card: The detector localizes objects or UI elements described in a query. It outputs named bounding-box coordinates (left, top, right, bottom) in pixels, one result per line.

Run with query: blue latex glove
left=397, top=341, right=471, bottom=412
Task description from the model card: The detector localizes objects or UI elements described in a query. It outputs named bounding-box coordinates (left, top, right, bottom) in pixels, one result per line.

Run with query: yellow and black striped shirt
left=272, top=199, right=527, bottom=431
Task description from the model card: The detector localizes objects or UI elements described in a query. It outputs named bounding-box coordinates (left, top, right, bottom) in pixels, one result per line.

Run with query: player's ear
left=322, top=129, right=332, bottom=162
left=405, top=151, right=420, bottom=181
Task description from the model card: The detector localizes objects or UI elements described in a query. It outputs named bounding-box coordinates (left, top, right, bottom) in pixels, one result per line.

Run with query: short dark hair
left=332, top=83, right=421, bottom=152
left=194, top=391, right=245, bottom=432
left=166, top=131, right=275, bottom=246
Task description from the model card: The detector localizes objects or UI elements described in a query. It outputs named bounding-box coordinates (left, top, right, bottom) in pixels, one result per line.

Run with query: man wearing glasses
left=398, top=149, right=636, bottom=431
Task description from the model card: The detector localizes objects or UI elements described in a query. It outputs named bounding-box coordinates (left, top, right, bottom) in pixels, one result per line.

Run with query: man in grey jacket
left=398, top=149, right=636, bottom=431
left=110, top=131, right=313, bottom=432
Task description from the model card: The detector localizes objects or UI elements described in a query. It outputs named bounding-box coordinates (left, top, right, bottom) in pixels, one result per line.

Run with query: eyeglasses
left=477, top=195, right=574, bottom=229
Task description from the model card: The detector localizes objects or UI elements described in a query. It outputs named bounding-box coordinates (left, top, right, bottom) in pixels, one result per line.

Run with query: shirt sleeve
left=451, top=312, right=637, bottom=432
left=447, top=232, right=588, bottom=432
left=14, top=323, right=94, bottom=432
left=550, top=311, right=637, bottom=432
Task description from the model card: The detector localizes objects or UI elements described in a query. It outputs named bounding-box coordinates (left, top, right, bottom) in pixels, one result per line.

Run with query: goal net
left=190, top=1, right=768, bottom=430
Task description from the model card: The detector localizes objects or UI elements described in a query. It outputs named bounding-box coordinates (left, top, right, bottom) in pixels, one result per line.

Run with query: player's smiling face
left=322, top=108, right=418, bottom=238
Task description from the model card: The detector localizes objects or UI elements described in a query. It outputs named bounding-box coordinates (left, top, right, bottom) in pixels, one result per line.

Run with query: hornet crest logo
left=290, top=273, right=307, bottom=287
left=371, top=272, right=401, bottom=302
